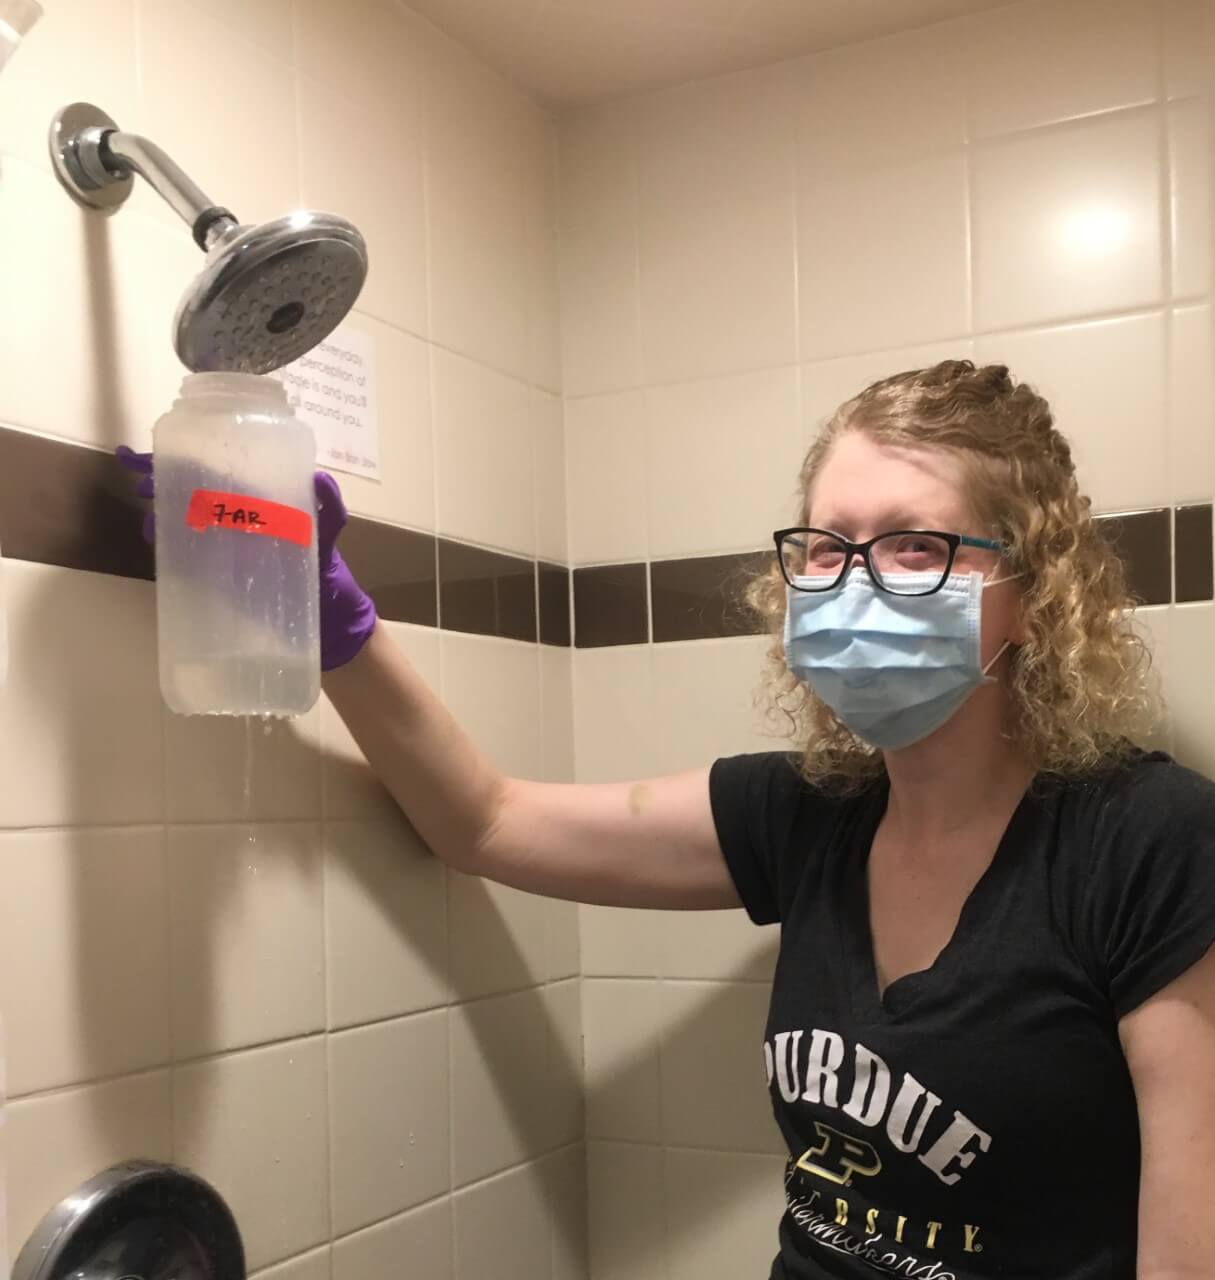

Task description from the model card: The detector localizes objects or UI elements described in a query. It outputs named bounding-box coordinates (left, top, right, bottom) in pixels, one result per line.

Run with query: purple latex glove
left=116, top=446, right=377, bottom=671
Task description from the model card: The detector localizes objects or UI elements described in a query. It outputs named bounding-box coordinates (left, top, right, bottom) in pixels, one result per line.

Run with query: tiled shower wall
left=560, top=1, right=1215, bottom=1275
left=0, top=3, right=584, bottom=1280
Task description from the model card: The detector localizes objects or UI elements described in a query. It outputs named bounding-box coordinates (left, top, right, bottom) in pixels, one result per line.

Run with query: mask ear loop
left=981, top=639, right=1013, bottom=677
left=980, top=569, right=1024, bottom=678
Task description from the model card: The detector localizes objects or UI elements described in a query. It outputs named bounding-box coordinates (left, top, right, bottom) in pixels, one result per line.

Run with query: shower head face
left=174, top=211, right=368, bottom=375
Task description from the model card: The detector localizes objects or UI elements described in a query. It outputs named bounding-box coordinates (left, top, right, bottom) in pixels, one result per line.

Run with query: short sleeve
left=708, top=751, right=807, bottom=925
left=1082, top=757, right=1215, bottom=1018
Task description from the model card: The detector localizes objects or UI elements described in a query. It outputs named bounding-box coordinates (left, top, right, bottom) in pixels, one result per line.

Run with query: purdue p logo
left=796, top=1122, right=882, bottom=1187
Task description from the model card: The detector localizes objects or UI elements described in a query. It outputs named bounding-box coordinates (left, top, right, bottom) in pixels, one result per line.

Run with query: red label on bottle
left=185, top=489, right=313, bottom=548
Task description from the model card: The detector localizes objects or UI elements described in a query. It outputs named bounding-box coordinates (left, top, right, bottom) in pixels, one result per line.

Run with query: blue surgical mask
left=783, top=569, right=1016, bottom=751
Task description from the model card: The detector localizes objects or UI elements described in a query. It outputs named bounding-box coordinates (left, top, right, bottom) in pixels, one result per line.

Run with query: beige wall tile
left=649, top=637, right=789, bottom=775
left=432, top=348, right=535, bottom=555
left=132, top=0, right=298, bottom=230
left=450, top=989, right=557, bottom=1186
left=974, top=311, right=1168, bottom=511
left=1164, top=0, right=1212, bottom=99
left=251, top=1246, right=331, bottom=1280
left=174, top=1039, right=329, bottom=1272
left=659, top=981, right=782, bottom=1155
left=542, top=980, right=586, bottom=1150
left=565, top=390, right=649, bottom=564
left=6, top=1072, right=172, bottom=1259
left=559, top=220, right=643, bottom=398
left=579, top=904, right=665, bottom=978
left=543, top=1144, right=590, bottom=1280
left=329, top=1012, right=451, bottom=1235
left=453, top=1162, right=551, bottom=1280
left=164, top=704, right=322, bottom=823
left=319, top=317, right=435, bottom=532
left=294, top=0, right=425, bottom=121
left=0, top=827, right=168, bottom=1097
left=571, top=646, right=655, bottom=782
left=586, top=1142, right=665, bottom=1280
left=322, top=623, right=440, bottom=820
left=1165, top=605, right=1215, bottom=779
left=964, top=0, right=1160, bottom=138
left=297, top=74, right=429, bottom=340
left=167, top=824, right=325, bottom=1058
left=324, top=817, right=449, bottom=1029
left=425, top=31, right=548, bottom=383
left=447, top=871, right=549, bottom=1000
left=186, top=0, right=291, bottom=55
left=583, top=979, right=663, bottom=1142
left=659, top=909, right=778, bottom=984
left=545, top=898, right=581, bottom=980
left=332, top=1198, right=452, bottom=1280
left=800, top=341, right=976, bottom=444
left=1169, top=304, right=1214, bottom=505
left=0, top=562, right=162, bottom=827
left=440, top=633, right=543, bottom=779
left=0, top=0, right=137, bottom=174
left=559, top=100, right=640, bottom=235
left=972, top=110, right=1163, bottom=333
left=640, top=189, right=797, bottom=385
left=529, top=127, right=565, bottom=395
left=663, top=1148, right=786, bottom=1280
left=1169, top=97, right=1211, bottom=299
left=0, top=159, right=194, bottom=453
left=534, top=389, right=568, bottom=562
left=646, top=366, right=802, bottom=558
left=794, top=23, right=966, bottom=173
left=639, top=62, right=795, bottom=210
left=799, top=151, right=969, bottom=361
left=539, top=646, right=576, bottom=784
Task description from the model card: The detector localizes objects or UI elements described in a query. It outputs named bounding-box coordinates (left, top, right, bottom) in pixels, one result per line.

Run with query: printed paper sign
left=271, top=323, right=380, bottom=481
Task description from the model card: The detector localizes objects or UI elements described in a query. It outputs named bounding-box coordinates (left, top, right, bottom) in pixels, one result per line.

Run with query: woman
left=123, top=359, right=1215, bottom=1278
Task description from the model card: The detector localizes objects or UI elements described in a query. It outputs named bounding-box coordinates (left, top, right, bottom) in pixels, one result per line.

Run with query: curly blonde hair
left=747, top=359, right=1159, bottom=792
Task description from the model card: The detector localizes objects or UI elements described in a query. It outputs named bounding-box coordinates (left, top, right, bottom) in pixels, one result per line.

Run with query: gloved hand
left=116, top=446, right=378, bottom=671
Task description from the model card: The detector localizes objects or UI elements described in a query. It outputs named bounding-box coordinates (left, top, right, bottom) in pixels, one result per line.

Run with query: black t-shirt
left=709, top=749, right=1215, bottom=1280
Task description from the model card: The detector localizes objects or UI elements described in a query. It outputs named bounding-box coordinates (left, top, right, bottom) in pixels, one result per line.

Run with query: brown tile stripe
left=651, top=551, right=771, bottom=643
left=1094, top=509, right=1173, bottom=606
left=2, top=429, right=1208, bottom=646
left=0, top=428, right=154, bottom=581
left=1175, top=504, right=1214, bottom=604
left=0, top=425, right=572, bottom=643
left=341, top=516, right=437, bottom=628
left=572, top=563, right=648, bottom=647
left=438, top=540, right=536, bottom=643
left=538, top=561, right=572, bottom=647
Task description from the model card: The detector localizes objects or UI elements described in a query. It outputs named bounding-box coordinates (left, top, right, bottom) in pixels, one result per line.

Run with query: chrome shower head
left=175, top=212, right=367, bottom=374
left=48, top=102, right=368, bottom=375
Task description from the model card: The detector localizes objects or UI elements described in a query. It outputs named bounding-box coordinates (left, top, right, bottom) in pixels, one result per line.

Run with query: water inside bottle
left=162, top=654, right=317, bottom=718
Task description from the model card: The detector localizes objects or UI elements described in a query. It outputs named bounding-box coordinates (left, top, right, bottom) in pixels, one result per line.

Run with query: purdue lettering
left=796, top=1122, right=882, bottom=1187
left=917, top=1112, right=993, bottom=1186
left=843, top=1043, right=890, bottom=1127
left=765, top=1029, right=991, bottom=1184
left=801, top=1029, right=845, bottom=1107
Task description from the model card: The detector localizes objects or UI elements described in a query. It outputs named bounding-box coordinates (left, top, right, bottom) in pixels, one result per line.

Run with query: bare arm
left=1120, top=943, right=1215, bottom=1280
left=323, top=625, right=741, bottom=909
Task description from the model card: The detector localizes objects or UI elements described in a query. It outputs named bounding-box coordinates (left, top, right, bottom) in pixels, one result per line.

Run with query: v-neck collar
left=839, top=777, right=1038, bottom=1024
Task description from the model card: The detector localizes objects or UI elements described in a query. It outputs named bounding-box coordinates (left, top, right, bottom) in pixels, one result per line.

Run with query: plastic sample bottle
left=153, top=373, right=319, bottom=716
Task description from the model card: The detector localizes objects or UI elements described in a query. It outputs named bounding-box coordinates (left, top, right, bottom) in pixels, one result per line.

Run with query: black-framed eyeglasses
left=773, top=527, right=1005, bottom=597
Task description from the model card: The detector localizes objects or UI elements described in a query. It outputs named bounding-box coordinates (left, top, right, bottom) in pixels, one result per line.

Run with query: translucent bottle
left=154, top=373, right=320, bottom=717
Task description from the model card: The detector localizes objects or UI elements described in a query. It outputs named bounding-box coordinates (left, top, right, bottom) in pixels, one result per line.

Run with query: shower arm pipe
left=97, top=129, right=237, bottom=250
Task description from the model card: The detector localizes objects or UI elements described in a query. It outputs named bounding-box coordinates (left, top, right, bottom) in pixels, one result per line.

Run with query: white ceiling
left=405, top=0, right=1019, bottom=109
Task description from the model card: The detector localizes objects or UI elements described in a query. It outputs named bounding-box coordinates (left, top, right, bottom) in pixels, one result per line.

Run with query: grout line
left=11, top=986, right=574, bottom=1106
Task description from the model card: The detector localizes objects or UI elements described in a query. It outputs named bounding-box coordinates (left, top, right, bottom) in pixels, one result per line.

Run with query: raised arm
left=324, top=625, right=741, bottom=910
